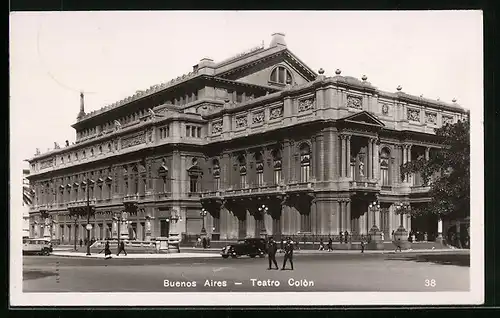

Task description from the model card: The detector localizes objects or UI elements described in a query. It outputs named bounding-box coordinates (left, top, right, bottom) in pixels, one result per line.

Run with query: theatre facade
left=26, top=33, right=468, bottom=243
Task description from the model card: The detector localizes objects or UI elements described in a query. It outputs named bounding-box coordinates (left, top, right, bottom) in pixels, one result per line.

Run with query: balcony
left=123, top=194, right=139, bottom=203
left=349, top=180, right=378, bottom=190
left=67, top=199, right=97, bottom=209
left=286, top=182, right=313, bottom=192
left=410, top=185, right=431, bottom=194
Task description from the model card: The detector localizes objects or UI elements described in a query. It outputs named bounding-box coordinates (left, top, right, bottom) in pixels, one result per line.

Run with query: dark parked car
left=221, top=238, right=267, bottom=258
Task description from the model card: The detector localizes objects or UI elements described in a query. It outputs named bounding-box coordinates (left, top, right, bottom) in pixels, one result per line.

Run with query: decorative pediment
left=73, top=182, right=80, bottom=187
left=339, top=111, right=385, bottom=128
left=96, top=178, right=104, bottom=184
left=105, top=176, right=113, bottom=183
left=66, top=184, right=72, bottom=189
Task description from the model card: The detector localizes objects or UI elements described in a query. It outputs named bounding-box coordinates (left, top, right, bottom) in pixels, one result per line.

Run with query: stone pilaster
left=367, top=138, right=372, bottom=179
left=346, top=135, right=352, bottom=179
left=373, top=138, right=380, bottom=181
left=310, top=198, right=317, bottom=234
left=316, top=134, right=325, bottom=182
left=346, top=199, right=351, bottom=232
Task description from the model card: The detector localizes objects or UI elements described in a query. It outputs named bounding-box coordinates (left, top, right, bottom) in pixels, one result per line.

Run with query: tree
left=400, top=117, right=470, bottom=220
left=23, top=184, right=33, bottom=206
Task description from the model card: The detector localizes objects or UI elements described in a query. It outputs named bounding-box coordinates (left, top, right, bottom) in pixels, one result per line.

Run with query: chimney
left=77, top=91, right=86, bottom=120
left=269, top=33, right=287, bottom=48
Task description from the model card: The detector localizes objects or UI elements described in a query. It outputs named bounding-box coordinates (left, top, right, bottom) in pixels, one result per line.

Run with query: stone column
left=367, top=138, right=372, bottom=179
left=340, top=135, right=346, bottom=178
left=345, top=199, right=351, bottom=232
left=317, top=134, right=325, bottom=182
left=338, top=200, right=344, bottom=233
left=310, top=198, right=317, bottom=234
left=373, top=138, right=380, bottom=181
left=346, top=135, right=351, bottom=179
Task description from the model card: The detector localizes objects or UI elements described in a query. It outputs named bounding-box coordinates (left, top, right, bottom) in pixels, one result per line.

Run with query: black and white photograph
left=9, top=10, right=483, bottom=306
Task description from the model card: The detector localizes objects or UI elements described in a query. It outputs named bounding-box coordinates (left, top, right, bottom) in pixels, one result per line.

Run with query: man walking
left=328, top=237, right=333, bottom=251
left=281, top=237, right=294, bottom=270
left=395, top=238, right=402, bottom=252
left=117, top=240, right=128, bottom=256
left=267, top=237, right=279, bottom=270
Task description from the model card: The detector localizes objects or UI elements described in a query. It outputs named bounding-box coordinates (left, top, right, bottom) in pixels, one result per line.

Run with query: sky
left=10, top=10, right=483, bottom=177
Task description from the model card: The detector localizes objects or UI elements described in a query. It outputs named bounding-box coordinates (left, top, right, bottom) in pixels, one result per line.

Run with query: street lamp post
left=393, top=201, right=410, bottom=248
left=73, top=214, right=78, bottom=251
left=200, top=208, right=207, bottom=235
left=367, top=200, right=383, bottom=249
left=258, top=204, right=269, bottom=238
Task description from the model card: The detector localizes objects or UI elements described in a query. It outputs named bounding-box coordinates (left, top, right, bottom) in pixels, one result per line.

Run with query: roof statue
left=54, top=142, right=60, bottom=149
left=65, top=140, right=70, bottom=147
left=114, top=120, right=122, bottom=130
left=148, top=108, right=155, bottom=120
left=35, top=148, right=41, bottom=155
left=77, top=92, right=86, bottom=120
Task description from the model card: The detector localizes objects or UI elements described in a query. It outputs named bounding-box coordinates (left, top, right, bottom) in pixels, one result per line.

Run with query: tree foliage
left=400, top=118, right=470, bottom=219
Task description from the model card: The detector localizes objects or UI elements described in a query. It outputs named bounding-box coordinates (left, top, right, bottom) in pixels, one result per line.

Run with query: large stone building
left=22, top=168, right=31, bottom=238
left=26, top=33, right=468, bottom=243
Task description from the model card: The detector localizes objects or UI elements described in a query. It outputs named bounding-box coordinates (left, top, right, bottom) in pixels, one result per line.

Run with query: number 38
left=425, top=279, right=436, bottom=287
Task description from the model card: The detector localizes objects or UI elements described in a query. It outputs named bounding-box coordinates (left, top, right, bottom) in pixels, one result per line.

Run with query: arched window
left=270, top=65, right=293, bottom=85
left=272, top=149, right=282, bottom=185
left=299, top=143, right=311, bottom=183
left=380, top=148, right=391, bottom=186
left=238, top=154, right=247, bottom=189
left=255, top=152, right=264, bottom=187
left=212, top=159, right=221, bottom=191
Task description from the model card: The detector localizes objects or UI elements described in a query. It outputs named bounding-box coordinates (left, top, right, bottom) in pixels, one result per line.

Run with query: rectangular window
left=107, top=184, right=112, bottom=199
left=257, top=172, right=264, bottom=187
left=381, top=168, right=389, bottom=185
left=214, top=177, right=221, bottom=191
left=189, top=177, right=198, bottom=193
left=240, top=174, right=247, bottom=189
left=186, top=126, right=190, bottom=137
left=162, top=177, right=168, bottom=193
left=236, top=92, right=243, bottom=103
left=196, top=127, right=201, bottom=138
left=191, top=127, right=196, bottom=138
left=350, top=164, right=355, bottom=181
left=301, top=165, right=310, bottom=183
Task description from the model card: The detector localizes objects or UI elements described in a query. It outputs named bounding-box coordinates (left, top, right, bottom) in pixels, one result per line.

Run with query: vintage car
left=221, top=238, right=267, bottom=258
left=23, top=238, right=53, bottom=256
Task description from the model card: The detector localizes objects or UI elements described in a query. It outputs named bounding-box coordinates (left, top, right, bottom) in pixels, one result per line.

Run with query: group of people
left=100, top=240, right=128, bottom=259
left=266, top=237, right=295, bottom=270
left=195, top=236, right=211, bottom=249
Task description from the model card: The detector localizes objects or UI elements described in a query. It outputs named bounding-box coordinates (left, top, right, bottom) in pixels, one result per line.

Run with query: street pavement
left=23, top=250, right=469, bottom=293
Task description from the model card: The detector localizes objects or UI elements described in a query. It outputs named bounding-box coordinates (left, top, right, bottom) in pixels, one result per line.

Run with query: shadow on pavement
left=387, top=253, right=470, bottom=267
left=23, top=270, right=58, bottom=281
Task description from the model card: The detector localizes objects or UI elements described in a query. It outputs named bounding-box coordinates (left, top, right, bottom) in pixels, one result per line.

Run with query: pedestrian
left=207, top=237, right=211, bottom=248
left=395, top=238, right=402, bottom=252
left=328, top=237, right=333, bottom=251
left=197, top=236, right=202, bottom=247
left=202, top=237, right=207, bottom=249
left=281, top=237, right=294, bottom=270
left=318, top=238, right=324, bottom=251
left=391, top=230, right=395, bottom=240
left=79, top=238, right=83, bottom=247
left=424, top=232, right=428, bottom=242
left=117, top=240, right=127, bottom=256
left=339, top=232, right=344, bottom=244
left=267, top=237, right=279, bottom=270
left=360, top=240, right=365, bottom=253
left=344, top=230, right=349, bottom=244
left=104, top=240, right=112, bottom=259
left=381, top=232, right=385, bottom=242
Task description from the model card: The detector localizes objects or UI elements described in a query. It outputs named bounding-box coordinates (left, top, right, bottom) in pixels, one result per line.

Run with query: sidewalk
left=51, top=251, right=221, bottom=259
left=185, top=247, right=466, bottom=255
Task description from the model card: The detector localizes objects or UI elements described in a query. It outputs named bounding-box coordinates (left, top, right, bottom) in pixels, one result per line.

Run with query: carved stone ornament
left=235, top=115, right=247, bottom=129
left=269, top=106, right=284, bottom=119
left=381, top=104, right=389, bottom=115
left=211, top=121, right=223, bottom=134
left=147, top=128, right=153, bottom=142
left=407, top=108, right=420, bottom=122
left=298, top=98, right=315, bottom=112
left=442, top=115, right=453, bottom=125
left=121, top=132, right=146, bottom=149
left=347, top=95, right=362, bottom=110
left=40, top=159, right=54, bottom=169
left=425, top=112, right=437, bottom=124
left=252, top=111, right=265, bottom=124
